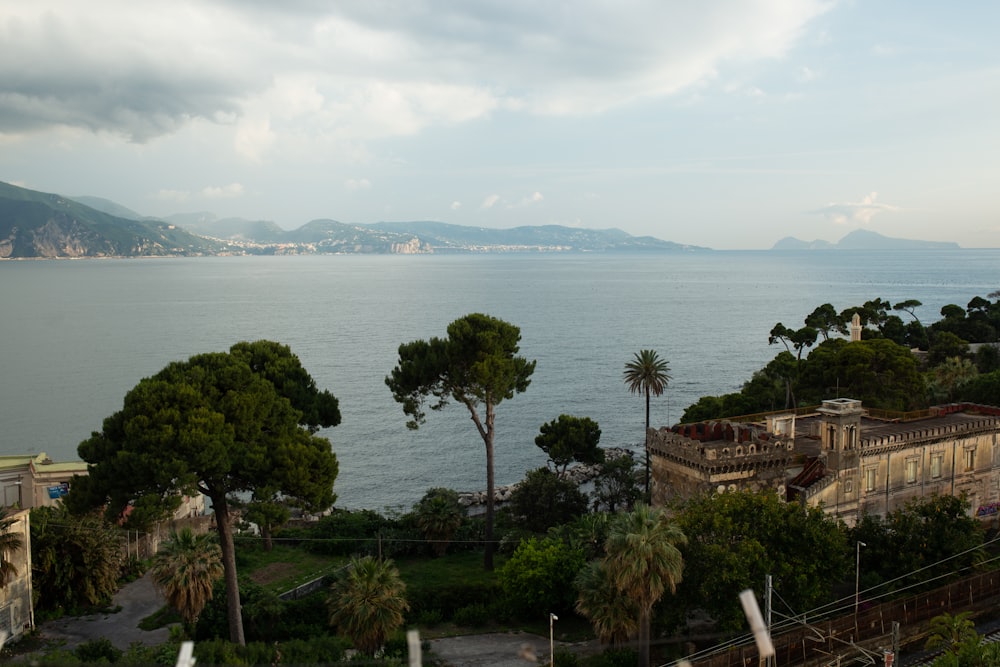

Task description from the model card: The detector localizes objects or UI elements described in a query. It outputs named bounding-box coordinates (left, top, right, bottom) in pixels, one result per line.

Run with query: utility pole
left=765, top=575, right=773, bottom=667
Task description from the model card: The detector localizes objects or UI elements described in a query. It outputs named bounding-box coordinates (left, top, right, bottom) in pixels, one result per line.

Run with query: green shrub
left=498, top=537, right=585, bottom=616
left=452, top=602, right=490, bottom=627
left=553, top=648, right=581, bottom=667
left=414, top=608, right=444, bottom=627
left=302, top=509, right=392, bottom=556
left=75, top=638, right=122, bottom=663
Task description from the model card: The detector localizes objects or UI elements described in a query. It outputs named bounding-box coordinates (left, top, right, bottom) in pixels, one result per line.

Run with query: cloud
left=481, top=194, right=501, bottom=209
left=450, top=201, right=462, bottom=210
left=814, top=192, right=901, bottom=225
left=0, top=1, right=832, bottom=145
left=344, top=178, right=372, bottom=191
left=201, top=183, right=244, bottom=199
left=515, top=191, right=544, bottom=207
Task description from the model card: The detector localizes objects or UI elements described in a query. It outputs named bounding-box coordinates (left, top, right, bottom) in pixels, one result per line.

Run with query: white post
left=407, top=629, right=421, bottom=667
left=550, top=613, right=558, bottom=666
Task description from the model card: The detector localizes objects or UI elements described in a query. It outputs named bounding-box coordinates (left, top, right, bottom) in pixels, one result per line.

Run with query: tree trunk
left=644, top=389, right=651, bottom=498
left=261, top=523, right=273, bottom=552
left=638, top=605, right=651, bottom=667
left=484, top=403, right=496, bottom=571
left=212, top=494, right=246, bottom=645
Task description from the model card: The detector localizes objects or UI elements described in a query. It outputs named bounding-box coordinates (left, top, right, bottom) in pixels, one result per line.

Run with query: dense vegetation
left=683, top=294, right=1000, bottom=421
left=16, top=303, right=1000, bottom=666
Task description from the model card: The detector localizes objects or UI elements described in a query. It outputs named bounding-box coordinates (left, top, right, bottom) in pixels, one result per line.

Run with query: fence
left=688, top=570, right=1000, bottom=667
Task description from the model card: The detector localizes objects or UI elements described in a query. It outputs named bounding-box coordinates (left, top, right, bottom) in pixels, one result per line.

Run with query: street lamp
left=550, top=613, right=558, bottom=667
left=855, top=541, right=867, bottom=625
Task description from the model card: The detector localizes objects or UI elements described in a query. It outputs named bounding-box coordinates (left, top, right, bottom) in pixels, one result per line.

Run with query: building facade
left=0, top=509, right=33, bottom=644
left=648, top=400, right=1000, bottom=525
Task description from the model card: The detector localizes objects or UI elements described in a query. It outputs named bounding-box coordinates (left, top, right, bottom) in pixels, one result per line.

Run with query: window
left=844, top=479, right=853, bottom=494
left=965, top=447, right=977, bottom=472
left=865, top=466, right=877, bottom=492
left=930, top=454, right=943, bottom=479
left=905, top=458, right=919, bottom=484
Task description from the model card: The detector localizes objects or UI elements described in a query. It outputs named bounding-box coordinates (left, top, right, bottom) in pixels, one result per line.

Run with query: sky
left=1, top=1, right=998, bottom=250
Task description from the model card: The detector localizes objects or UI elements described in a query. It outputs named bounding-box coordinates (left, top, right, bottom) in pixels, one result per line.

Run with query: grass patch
left=395, top=550, right=501, bottom=587
left=138, top=605, right=181, bottom=630
left=236, top=542, right=346, bottom=594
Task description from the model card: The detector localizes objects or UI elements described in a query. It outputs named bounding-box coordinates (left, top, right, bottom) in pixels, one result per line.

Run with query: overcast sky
left=1, top=1, right=997, bottom=249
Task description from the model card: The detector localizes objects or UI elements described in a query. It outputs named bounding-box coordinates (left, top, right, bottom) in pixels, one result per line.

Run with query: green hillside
left=0, top=181, right=226, bottom=258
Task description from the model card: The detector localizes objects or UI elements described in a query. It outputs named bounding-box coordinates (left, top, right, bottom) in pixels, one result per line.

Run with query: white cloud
left=450, top=201, right=462, bottom=210
left=481, top=194, right=501, bottom=209
left=815, top=192, right=902, bottom=225
left=201, top=183, right=244, bottom=199
left=0, top=1, right=832, bottom=145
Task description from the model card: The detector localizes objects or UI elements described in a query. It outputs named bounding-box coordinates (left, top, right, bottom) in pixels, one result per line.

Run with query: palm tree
left=624, top=350, right=671, bottom=497
left=925, top=611, right=977, bottom=654
left=575, top=559, right=638, bottom=647
left=149, top=527, right=224, bottom=625
left=0, top=512, right=24, bottom=588
left=327, top=556, right=410, bottom=657
left=604, top=504, right=686, bottom=667
left=415, top=488, right=466, bottom=557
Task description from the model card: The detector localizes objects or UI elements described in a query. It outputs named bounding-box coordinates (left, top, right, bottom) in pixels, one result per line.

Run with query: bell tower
left=818, top=398, right=862, bottom=471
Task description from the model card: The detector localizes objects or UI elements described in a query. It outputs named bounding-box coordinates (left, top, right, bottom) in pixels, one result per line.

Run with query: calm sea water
left=1, top=250, right=997, bottom=510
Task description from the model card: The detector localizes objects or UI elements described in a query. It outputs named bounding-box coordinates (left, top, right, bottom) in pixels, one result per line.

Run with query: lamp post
left=550, top=613, right=558, bottom=667
left=855, top=541, right=867, bottom=627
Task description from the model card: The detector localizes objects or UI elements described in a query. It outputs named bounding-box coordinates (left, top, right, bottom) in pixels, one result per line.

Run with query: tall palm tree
left=575, top=559, right=638, bottom=647
left=624, top=350, right=671, bottom=497
left=150, top=527, right=224, bottom=625
left=327, top=556, right=410, bottom=657
left=604, top=504, right=686, bottom=667
left=0, top=512, right=24, bottom=588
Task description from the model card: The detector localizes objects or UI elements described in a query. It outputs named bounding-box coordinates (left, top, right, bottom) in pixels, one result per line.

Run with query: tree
left=604, top=505, right=686, bottom=667
left=414, top=488, right=466, bottom=557
left=506, top=467, right=589, bottom=534
left=674, top=490, right=849, bottom=632
left=575, top=559, right=639, bottom=647
left=30, top=506, right=125, bottom=612
left=535, top=415, right=605, bottom=474
left=592, top=454, right=641, bottom=513
left=150, top=527, right=224, bottom=625
left=498, top=537, right=585, bottom=616
left=924, top=611, right=977, bottom=654
left=0, top=512, right=24, bottom=588
left=73, top=340, right=340, bottom=645
left=242, top=495, right=290, bottom=553
left=624, top=350, right=671, bottom=498
left=327, top=556, right=409, bottom=657
left=805, top=304, right=842, bottom=342
left=386, top=313, right=536, bottom=570
left=929, top=356, right=978, bottom=402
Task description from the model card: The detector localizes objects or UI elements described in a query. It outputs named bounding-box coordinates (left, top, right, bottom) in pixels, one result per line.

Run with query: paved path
left=36, top=573, right=171, bottom=651
left=428, top=632, right=599, bottom=667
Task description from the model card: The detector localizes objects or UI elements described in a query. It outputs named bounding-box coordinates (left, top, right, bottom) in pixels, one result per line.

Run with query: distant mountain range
left=0, top=181, right=702, bottom=258
left=772, top=229, right=960, bottom=250
left=0, top=180, right=965, bottom=259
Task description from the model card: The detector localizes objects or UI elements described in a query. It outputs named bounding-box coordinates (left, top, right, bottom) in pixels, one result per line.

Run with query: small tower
left=818, top=398, right=862, bottom=471
left=850, top=313, right=862, bottom=342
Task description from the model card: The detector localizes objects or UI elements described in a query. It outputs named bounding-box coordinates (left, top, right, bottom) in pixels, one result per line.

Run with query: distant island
left=0, top=181, right=703, bottom=259
left=772, top=229, right=961, bottom=250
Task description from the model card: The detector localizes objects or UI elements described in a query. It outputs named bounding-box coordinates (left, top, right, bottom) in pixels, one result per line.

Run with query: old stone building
left=648, top=399, right=1000, bottom=525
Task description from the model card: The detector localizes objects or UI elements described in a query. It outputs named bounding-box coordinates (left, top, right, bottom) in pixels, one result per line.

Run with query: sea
left=1, top=249, right=997, bottom=512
